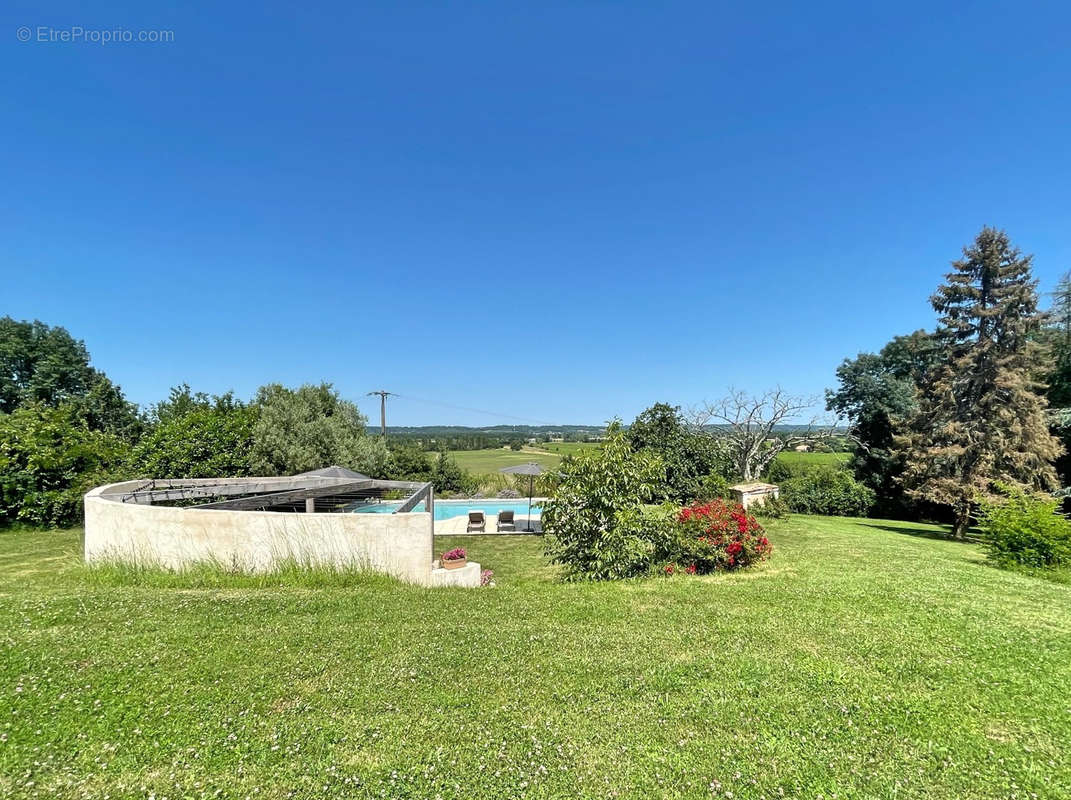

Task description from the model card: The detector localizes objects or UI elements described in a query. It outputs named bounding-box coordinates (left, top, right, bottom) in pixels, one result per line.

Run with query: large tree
left=0, top=317, right=94, bottom=412
left=0, top=317, right=142, bottom=438
left=826, top=330, right=936, bottom=517
left=899, top=228, right=1062, bottom=538
left=626, top=402, right=728, bottom=502
left=249, top=383, right=390, bottom=476
left=692, top=389, right=832, bottom=481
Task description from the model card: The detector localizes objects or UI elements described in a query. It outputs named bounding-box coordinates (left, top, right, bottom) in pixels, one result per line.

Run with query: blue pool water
left=353, top=499, right=541, bottom=521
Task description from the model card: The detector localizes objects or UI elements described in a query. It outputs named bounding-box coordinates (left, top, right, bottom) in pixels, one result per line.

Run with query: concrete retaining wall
left=84, top=481, right=437, bottom=585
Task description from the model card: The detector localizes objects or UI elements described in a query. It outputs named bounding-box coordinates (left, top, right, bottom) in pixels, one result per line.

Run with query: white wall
left=84, top=482, right=436, bottom=584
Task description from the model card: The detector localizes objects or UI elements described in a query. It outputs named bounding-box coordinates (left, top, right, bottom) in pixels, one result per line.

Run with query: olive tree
left=250, top=383, right=390, bottom=476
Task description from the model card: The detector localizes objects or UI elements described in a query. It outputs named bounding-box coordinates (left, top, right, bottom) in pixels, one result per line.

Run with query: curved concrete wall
left=84, top=481, right=434, bottom=584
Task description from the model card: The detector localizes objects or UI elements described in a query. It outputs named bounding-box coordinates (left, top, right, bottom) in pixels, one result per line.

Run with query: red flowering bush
left=442, top=547, right=466, bottom=562
left=672, top=500, right=771, bottom=573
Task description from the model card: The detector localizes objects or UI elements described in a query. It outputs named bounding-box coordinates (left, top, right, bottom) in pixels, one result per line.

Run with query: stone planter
left=442, top=557, right=467, bottom=570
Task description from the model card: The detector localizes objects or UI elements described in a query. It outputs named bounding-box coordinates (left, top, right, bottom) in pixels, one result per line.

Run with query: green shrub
left=780, top=468, right=875, bottom=516
left=542, top=422, right=665, bottom=580
left=0, top=404, right=129, bottom=527
left=696, top=473, right=731, bottom=501
left=752, top=493, right=791, bottom=519
left=128, top=404, right=257, bottom=479
left=978, top=486, right=1071, bottom=570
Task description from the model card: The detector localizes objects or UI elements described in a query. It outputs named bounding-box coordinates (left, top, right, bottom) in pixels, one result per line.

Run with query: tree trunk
left=951, top=505, right=971, bottom=540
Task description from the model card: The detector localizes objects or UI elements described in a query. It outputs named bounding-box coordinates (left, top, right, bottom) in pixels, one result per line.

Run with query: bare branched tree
left=691, top=388, right=835, bottom=481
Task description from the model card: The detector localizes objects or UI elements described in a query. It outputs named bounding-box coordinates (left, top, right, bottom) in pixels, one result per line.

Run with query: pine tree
left=899, top=227, right=1062, bottom=539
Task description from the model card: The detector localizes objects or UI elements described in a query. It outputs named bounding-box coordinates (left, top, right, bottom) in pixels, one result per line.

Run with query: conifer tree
left=899, top=228, right=1062, bottom=538
left=1045, top=271, right=1071, bottom=408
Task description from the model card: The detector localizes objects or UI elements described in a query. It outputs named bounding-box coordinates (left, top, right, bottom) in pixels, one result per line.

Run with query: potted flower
left=441, top=547, right=467, bottom=570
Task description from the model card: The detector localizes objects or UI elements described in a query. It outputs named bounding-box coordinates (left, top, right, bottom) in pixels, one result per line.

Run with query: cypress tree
left=900, top=227, right=1062, bottom=539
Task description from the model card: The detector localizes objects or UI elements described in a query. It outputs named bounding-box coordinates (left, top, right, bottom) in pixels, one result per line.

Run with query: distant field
left=775, top=450, right=852, bottom=468
left=449, top=445, right=846, bottom=475
left=447, top=448, right=561, bottom=473
left=536, top=441, right=602, bottom=457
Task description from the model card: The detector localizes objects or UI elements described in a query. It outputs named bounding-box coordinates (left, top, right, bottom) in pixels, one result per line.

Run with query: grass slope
left=1, top=518, right=1069, bottom=799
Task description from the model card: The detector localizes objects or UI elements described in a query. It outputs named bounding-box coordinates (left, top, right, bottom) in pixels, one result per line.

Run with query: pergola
left=101, top=466, right=434, bottom=515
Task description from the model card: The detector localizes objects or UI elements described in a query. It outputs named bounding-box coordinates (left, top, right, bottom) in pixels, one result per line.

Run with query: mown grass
left=1, top=518, right=1069, bottom=799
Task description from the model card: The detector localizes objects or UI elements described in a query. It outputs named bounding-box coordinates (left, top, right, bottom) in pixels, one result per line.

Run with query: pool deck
left=433, top=514, right=541, bottom=536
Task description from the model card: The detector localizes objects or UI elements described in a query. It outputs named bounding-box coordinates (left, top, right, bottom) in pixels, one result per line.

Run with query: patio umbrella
left=498, top=462, right=545, bottom=532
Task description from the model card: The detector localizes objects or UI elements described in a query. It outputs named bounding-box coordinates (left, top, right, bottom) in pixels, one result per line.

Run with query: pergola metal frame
left=99, top=467, right=434, bottom=517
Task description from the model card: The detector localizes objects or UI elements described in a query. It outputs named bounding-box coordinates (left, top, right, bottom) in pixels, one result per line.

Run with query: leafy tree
left=899, top=228, right=1062, bottom=538
left=128, top=404, right=258, bottom=479
left=0, top=317, right=142, bottom=439
left=542, top=421, right=666, bottom=580
left=69, top=373, right=144, bottom=442
left=0, top=317, right=96, bottom=413
left=388, top=442, right=433, bottom=481
left=249, top=383, right=390, bottom=476
left=826, top=330, right=936, bottom=517
left=0, top=404, right=130, bottom=527
left=149, top=384, right=244, bottom=425
left=627, top=402, right=728, bottom=501
left=431, top=451, right=473, bottom=494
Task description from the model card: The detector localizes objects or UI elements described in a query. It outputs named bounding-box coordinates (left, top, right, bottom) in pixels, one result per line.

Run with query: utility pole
left=367, top=390, right=395, bottom=436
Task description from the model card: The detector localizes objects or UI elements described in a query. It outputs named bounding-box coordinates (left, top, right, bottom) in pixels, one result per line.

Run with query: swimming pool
left=353, top=499, right=542, bottom=521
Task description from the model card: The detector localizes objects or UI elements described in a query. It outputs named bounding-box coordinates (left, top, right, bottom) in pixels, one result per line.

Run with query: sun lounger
left=467, top=510, right=486, bottom=532
left=497, top=510, right=516, bottom=532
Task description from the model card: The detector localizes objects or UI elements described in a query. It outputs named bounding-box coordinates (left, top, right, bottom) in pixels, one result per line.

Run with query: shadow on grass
left=859, top=522, right=980, bottom=544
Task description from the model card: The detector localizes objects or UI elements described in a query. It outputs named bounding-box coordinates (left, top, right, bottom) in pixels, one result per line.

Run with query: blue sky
left=3, top=2, right=1070, bottom=426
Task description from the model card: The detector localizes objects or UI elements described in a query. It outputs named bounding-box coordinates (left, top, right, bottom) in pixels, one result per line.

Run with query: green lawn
left=2, top=518, right=1069, bottom=798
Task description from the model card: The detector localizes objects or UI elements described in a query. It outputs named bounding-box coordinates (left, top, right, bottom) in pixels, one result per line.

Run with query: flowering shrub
left=672, top=500, right=771, bottom=573
left=442, top=547, right=466, bottom=562
left=480, top=569, right=495, bottom=586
